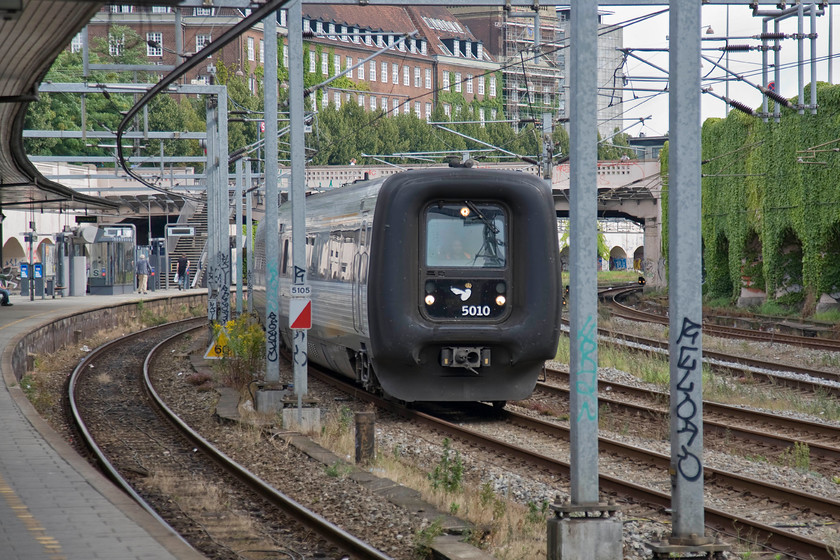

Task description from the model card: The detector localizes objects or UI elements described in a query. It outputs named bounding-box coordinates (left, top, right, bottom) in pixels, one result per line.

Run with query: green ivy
left=664, top=81, right=840, bottom=305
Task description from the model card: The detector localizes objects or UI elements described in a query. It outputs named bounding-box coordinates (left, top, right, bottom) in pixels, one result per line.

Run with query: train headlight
left=425, top=294, right=436, bottom=306
left=495, top=295, right=506, bottom=306
left=460, top=206, right=471, bottom=217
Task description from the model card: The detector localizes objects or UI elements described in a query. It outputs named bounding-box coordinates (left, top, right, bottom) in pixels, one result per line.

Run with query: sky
left=602, top=4, right=838, bottom=137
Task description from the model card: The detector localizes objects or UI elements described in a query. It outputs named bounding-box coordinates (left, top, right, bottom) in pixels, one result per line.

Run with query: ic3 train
left=253, top=168, right=562, bottom=404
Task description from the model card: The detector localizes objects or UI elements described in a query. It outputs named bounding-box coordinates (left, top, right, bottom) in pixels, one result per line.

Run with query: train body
left=253, top=168, right=561, bottom=402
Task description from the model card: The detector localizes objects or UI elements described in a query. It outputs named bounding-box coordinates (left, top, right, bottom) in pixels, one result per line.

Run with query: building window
left=334, top=91, right=341, bottom=107
left=280, top=10, right=286, bottom=27
left=425, top=102, right=432, bottom=121
left=321, top=52, right=328, bottom=75
left=477, top=43, right=484, bottom=59
left=333, top=54, right=340, bottom=76
left=340, top=25, right=348, bottom=42
left=392, top=98, right=399, bottom=115
left=109, top=33, right=124, bottom=57
left=479, top=108, right=485, bottom=125
left=543, top=86, right=552, bottom=106
left=351, top=27, right=360, bottom=44
left=328, top=23, right=336, bottom=40
left=465, top=41, right=472, bottom=58
left=404, top=102, right=410, bottom=115
left=414, top=66, right=420, bottom=88
left=381, top=97, right=387, bottom=111
left=377, top=35, right=385, bottom=48
left=247, top=37, right=255, bottom=61
left=370, top=96, right=377, bottom=111
left=420, top=40, right=427, bottom=55
left=409, top=39, right=416, bottom=53
left=358, top=94, right=365, bottom=107
left=346, top=56, right=352, bottom=72
left=466, top=74, right=473, bottom=94
left=196, top=34, right=211, bottom=52
left=260, top=39, right=265, bottom=64
left=370, top=60, right=376, bottom=82
left=398, top=39, right=405, bottom=52
left=443, top=103, right=451, bottom=117
left=316, top=21, right=323, bottom=35
left=151, top=6, right=170, bottom=13
left=478, top=76, right=485, bottom=96
left=193, top=7, right=212, bottom=16
left=453, top=39, right=459, bottom=57
left=309, top=49, right=316, bottom=72
left=249, top=76, right=257, bottom=95
left=381, top=62, right=388, bottom=83
left=357, top=58, right=364, bottom=80
left=303, top=19, right=310, bottom=33
left=425, top=68, right=431, bottom=89
left=364, top=32, right=372, bottom=46
left=346, top=92, right=351, bottom=103
left=491, top=108, right=497, bottom=119
left=442, top=72, right=450, bottom=91
left=146, top=33, right=163, bottom=57
left=489, top=75, right=496, bottom=97
left=403, top=66, right=409, bottom=86
left=454, top=72, right=461, bottom=93
left=392, top=63, right=399, bottom=84
left=70, top=33, right=83, bottom=53
left=414, top=101, right=421, bottom=115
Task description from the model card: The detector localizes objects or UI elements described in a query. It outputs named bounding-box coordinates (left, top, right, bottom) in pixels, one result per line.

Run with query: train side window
left=425, top=202, right=507, bottom=268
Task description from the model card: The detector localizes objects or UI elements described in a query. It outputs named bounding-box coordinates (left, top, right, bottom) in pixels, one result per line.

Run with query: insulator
left=757, top=32, right=787, bottom=40
left=728, top=99, right=755, bottom=116
left=720, top=44, right=753, bottom=52
left=763, top=88, right=794, bottom=108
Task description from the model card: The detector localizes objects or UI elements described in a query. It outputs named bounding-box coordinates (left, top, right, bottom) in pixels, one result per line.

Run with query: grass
left=312, top=406, right=551, bottom=559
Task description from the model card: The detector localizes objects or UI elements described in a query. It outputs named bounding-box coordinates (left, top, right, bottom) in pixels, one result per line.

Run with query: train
left=253, top=167, right=562, bottom=404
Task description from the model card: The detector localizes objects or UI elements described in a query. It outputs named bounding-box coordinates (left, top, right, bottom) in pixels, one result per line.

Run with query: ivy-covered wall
left=664, top=82, right=840, bottom=304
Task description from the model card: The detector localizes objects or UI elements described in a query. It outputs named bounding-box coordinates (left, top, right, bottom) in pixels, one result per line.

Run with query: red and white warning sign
left=290, top=298, right=312, bottom=329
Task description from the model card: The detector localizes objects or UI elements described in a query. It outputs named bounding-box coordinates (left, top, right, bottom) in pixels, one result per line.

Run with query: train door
left=352, top=220, right=369, bottom=333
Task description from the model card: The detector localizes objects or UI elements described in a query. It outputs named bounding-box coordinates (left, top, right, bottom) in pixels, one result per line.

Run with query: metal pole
left=668, top=0, right=706, bottom=543
left=218, top=87, right=231, bottom=323
left=568, top=0, right=599, bottom=507
left=289, top=0, right=309, bottom=406
left=264, top=9, right=281, bottom=384
left=810, top=2, right=818, bottom=114
left=798, top=3, right=805, bottom=114
left=235, top=157, right=244, bottom=313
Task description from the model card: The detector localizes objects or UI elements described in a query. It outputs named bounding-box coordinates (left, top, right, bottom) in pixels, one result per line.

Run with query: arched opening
left=632, top=246, right=644, bottom=271
left=816, top=222, right=840, bottom=313
left=707, top=233, right=732, bottom=299
left=609, top=246, right=628, bottom=270
left=773, top=227, right=804, bottom=306
left=737, top=229, right=765, bottom=307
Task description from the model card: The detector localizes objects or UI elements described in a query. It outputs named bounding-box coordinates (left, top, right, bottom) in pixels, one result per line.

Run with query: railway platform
left=0, top=288, right=206, bottom=560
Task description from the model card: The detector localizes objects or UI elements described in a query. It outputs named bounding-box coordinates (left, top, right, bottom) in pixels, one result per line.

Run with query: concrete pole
left=235, top=157, right=243, bottom=314
left=667, top=0, right=707, bottom=545
left=246, top=160, right=254, bottom=315
left=289, top=0, right=309, bottom=402
left=568, top=0, right=599, bottom=508
left=264, top=9, right=281, bottom=384
left=206, top=97, right=219, bottom=322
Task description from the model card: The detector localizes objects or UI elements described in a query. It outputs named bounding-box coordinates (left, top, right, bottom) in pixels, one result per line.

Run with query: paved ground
left=0, top=289, right=206, bottom=560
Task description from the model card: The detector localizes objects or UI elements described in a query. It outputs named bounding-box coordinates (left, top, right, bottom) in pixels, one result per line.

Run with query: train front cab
left=367, top=169, right=561, bottom=403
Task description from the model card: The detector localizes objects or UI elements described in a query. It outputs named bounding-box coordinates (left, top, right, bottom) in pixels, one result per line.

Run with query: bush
left=212, top=314, right=265, bottom=390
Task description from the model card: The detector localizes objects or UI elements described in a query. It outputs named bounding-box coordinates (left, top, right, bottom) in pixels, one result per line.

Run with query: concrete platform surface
left=0, top=289, right=206, bottom=560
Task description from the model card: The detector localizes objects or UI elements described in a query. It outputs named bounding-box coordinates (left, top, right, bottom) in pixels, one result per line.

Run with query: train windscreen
left=425, top=202, right=506, bottom=268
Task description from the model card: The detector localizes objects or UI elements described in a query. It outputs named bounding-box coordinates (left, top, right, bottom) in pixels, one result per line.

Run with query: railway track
left=68, top=319, right=392, bottom=560
left=536, top=368, right=840, bottom=473
left=601, top=284, right=840, bottom=352
left=308, top=367, right=839, bottom=560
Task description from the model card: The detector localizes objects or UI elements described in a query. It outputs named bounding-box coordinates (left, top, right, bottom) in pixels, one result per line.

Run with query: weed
left=428, top=438, right=464, bottom=493
left=525, top=500, right=549, bottom=526
left=779, top=441, right=810, bottom=471
left=413, top=518, right=444, bottom=557
left=325, top=461, right=352, bottom=478
left=449, top=502, right=460, bottom=515
left=211, top=315, right=265, bottom=390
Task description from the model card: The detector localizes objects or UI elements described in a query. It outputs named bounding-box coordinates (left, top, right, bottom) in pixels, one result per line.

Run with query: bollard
left=354, top=411, right=375, bottom=465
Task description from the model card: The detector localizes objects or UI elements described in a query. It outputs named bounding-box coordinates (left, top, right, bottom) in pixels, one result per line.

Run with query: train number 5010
left=461, top=305, right=491, bottom=317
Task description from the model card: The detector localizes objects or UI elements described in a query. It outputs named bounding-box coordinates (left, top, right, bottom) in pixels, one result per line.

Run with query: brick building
left=76, top=5, right=500, bottom=121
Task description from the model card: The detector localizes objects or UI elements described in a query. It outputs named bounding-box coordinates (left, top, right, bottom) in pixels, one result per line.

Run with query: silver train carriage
left=253, top=168, right=562, bottom=403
